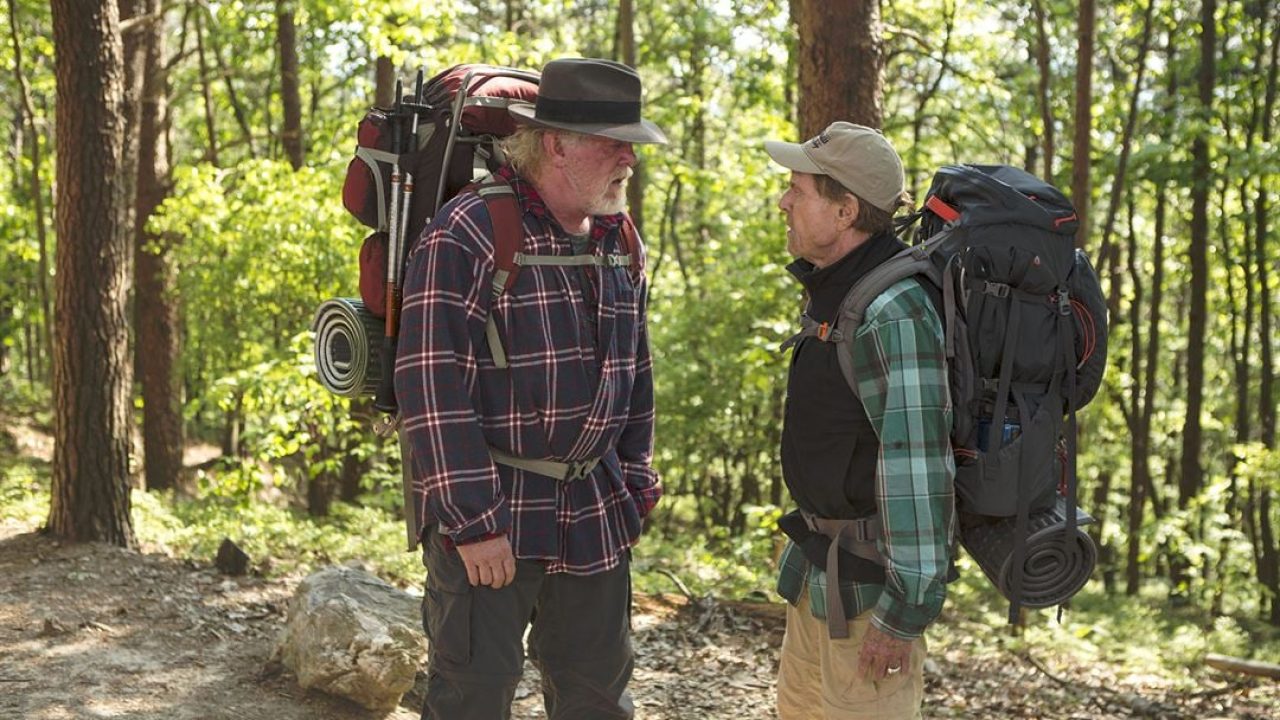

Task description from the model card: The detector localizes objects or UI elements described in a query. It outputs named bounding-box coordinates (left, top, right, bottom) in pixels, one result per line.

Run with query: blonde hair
left=502, top=127, right=551, bottom=177
left=501, top=127, right=590, bottom=178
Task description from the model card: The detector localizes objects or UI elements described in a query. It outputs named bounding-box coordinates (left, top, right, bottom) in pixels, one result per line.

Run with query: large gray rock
left=274, top=565, right=426, bottom=711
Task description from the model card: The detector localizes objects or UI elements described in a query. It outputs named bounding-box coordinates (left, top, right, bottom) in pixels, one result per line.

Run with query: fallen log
left=1204, top=653, right=1280, bottom=679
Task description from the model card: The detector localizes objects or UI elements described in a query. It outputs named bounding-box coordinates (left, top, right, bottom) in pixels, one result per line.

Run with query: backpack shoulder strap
left=838, top=231, right=948, bottom=332
left=470, top=175, right=524, bottom=294
left=831, top=230, right=951, bottom=399
left=618, top=214, right=644, bottom=276
left=468, top=175, right=524, bottom=369
left=473, top=178, right=636, bottom=368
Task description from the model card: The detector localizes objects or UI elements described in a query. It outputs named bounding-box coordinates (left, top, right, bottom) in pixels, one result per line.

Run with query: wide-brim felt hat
left=509, top=58, right=668, bottom=145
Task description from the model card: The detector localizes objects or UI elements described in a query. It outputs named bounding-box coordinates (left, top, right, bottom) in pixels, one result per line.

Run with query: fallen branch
left=655, top=567, right=696, bottom=604
left=1204, top=653, right=1280, bottom=680
left=1016, top=650, right=1185, bottom=719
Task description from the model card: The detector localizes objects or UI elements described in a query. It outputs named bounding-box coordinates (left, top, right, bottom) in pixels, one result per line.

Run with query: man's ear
left=543, top=131, right=569, bottom=166
left=837, top=193, right=859, bottom=230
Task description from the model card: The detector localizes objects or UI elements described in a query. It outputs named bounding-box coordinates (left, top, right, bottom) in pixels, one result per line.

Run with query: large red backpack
left=342, top=64, right=541, bottom=321
left=313, top=64, right=641, bottom=417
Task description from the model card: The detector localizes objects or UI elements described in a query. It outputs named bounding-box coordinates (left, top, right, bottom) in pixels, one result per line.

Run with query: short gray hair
left=813, top=173, right=909, bottom=235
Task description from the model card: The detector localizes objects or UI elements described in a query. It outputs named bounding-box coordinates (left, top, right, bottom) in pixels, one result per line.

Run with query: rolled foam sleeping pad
left=312, top=297, right=384, bottom=398
left=959, top=497, right=1097, bottom=608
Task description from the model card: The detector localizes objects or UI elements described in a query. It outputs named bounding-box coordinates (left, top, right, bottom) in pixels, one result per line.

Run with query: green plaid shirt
left=777, top=277, right=955, bottom=639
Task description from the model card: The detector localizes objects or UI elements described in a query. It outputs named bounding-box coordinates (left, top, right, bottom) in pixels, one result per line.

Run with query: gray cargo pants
left=420, top=529, right=635, bottom=720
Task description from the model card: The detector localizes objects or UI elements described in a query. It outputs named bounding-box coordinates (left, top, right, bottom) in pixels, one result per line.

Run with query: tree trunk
left=194, top=5, right=219, bottom=165
left=909, top=4, right=954, bottom=195
left=276, top=0, right=304, bottom=170
left=617, top=0, right=647, bottom=237
left=1173, top=0, right=1216, bottom=598
left=1031, top=0, right=1055, bottom=183
left=48, top=0, right=136, bottom=547
left=1179, top=0, right=1215, bottom=509
left=207, top=8, right=255, bottom=157
left=795, top=0, right=883, bottom=135
left=1254, top=4, right=1280, bottom=624
left=7, top=0, right=53, bottom=380
left=1071, top=0, right=1095, bottom=249
left=133, top=0, right=185, bottom=494
left=1128, top=186, right=1165, bottom=594
left=1096, top=0, right=1155, bottom=297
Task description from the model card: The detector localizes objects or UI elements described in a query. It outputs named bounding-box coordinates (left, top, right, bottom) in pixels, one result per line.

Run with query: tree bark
left=48, top=0, right=137, bottom=547
left=133, top=0, right=185, bottom=494
left=1071, top=0, right=1095, bottom=249
left=276, top=0, right=304, bottom=169
left=795, top=0, right=883, bottom=135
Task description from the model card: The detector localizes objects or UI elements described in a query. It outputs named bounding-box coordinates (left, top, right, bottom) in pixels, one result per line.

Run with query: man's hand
left=454, top=535, right=516, bottom=589
left=857, top=624, right=913, bottom=681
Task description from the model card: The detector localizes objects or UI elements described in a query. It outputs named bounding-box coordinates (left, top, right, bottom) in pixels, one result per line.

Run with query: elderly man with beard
left=394, top=57, right=667, bottom=720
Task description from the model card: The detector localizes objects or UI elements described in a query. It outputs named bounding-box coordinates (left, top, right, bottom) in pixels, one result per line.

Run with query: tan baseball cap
left=764, top=121, right=905, bottom=212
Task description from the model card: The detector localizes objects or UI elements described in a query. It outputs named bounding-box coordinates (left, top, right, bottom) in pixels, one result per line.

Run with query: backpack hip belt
left=799, top=510, right=883, bottom=639
left=488, top=447, right=604, bottom=481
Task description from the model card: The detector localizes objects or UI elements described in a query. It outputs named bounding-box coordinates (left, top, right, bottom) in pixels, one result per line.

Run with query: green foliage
left=634, top=503, right=783, bottom=598
left=136, top=491, right=423, bottom=585
left=186, top=331, right=400, bottom=514
left=4, top=0, right=1280, bottom=635
left=151, top=159, right=361, bottom=414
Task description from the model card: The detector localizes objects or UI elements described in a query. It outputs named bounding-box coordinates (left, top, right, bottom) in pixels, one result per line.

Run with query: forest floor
left=1, top=420, right=1277, bottom=719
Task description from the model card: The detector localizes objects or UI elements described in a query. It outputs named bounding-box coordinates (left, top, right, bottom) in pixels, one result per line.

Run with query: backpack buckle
left=983, top=281, right=1010, bottom=298
left=565, top=458, right=600, bottom=481
left=816, top=322, right=831, bottom=340
left=1057, top=288, right=1072, bottom=315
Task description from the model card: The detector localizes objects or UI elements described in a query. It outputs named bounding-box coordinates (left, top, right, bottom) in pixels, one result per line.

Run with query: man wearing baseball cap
left=765, top=121, right=955, bottom=719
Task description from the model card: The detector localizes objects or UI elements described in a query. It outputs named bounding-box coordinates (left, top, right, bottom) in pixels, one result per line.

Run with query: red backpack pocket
left=358, top=231, right=389, bottom=318
left=342, top=109, right=393, bottom=230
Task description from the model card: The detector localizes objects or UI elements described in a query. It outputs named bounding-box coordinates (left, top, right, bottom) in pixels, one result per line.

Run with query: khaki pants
left=776, top=589, right=926, bottom=720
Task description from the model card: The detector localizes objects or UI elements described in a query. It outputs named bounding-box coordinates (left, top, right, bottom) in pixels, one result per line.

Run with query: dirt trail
left=0, top=520, right=787, bottom=720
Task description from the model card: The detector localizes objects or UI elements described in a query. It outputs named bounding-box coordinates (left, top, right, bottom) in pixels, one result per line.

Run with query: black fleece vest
left=778, top=231, right=907, bottom=582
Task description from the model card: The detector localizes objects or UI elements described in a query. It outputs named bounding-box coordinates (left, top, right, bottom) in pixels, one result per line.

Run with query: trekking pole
left=396, top=71, right=424, bottom=262
left=372, top=80, right=405, bottom=418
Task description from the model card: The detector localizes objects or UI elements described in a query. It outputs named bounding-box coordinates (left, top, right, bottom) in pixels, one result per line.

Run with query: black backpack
left=789, top=164, right=1108, bottom=621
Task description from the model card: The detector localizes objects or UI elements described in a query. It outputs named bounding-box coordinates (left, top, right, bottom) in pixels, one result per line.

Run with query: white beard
left=568, top=163, right=631, bottom=216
